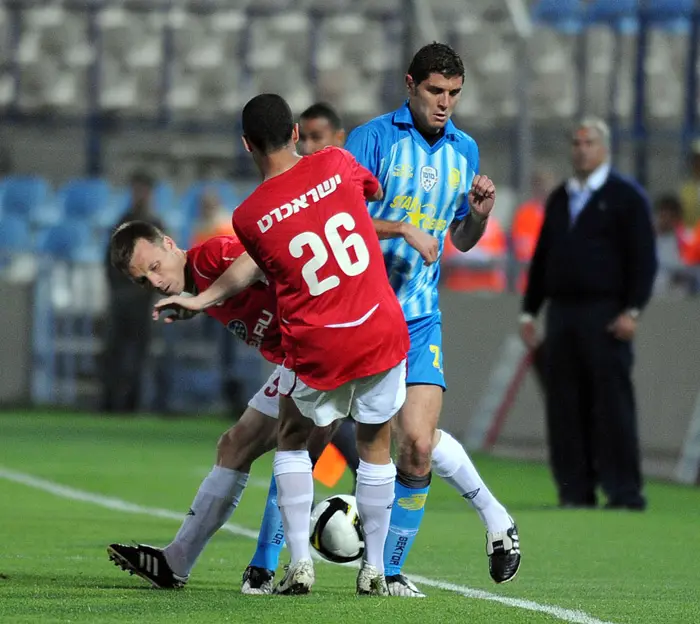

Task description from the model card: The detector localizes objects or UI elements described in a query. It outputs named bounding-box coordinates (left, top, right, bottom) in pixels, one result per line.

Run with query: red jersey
left=232, top=146, right=409, bottom=391
left=186, top=236, right=284, bottom=365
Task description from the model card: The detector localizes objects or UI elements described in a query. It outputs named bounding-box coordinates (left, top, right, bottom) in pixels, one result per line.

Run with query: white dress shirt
left=566, top=162, right=611, bottom=225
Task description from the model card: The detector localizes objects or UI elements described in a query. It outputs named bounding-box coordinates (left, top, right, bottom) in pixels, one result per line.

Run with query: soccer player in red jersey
left=156, top=94, right=410, bottom=596
left=105, top=223, right=295, bottom=591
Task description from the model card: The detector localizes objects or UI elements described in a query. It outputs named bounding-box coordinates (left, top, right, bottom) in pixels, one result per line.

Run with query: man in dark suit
left=519, top=117, right=657, bottom=510
left=102, top=171, right=165, bottom=413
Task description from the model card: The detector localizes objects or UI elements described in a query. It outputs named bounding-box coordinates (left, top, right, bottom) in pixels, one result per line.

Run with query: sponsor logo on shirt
left=226, top=319, right=248, bottom=341
left=392, top=164, right=414, bottom=178
left=448, top=168, right=461, bottom=189
left=248, top=309, right=274, bottom=349
left=389, top=195, right=448, bottom=232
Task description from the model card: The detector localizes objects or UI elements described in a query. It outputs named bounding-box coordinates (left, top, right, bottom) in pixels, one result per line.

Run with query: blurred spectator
left=679, top=140, right=700, bottom=227
left=441, top=217, right=507, bottom=292
left=652, top=194, right=694, bottom=297
left=298, top=102, right=346, bottom=155
left=0, top=143, right=12, bottom=176
left=191, top=190, right=232, bottom=246
left=102, top=171, right=164, bottom=413
left=519, top=117, right=656, bottom=510
left=511, top=169, right=556, bottom=292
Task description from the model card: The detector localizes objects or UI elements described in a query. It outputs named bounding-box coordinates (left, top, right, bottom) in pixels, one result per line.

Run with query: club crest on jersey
left=420, top=166, right=438, bottom=192
left=226, top=320, right=247, bottom=341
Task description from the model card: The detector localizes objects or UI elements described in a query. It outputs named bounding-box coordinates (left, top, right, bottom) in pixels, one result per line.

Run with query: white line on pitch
left=0, top=466, right=615, bottom=624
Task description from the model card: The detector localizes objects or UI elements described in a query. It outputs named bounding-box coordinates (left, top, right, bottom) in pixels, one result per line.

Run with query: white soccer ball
left=309, top=494, right=364, bottom=564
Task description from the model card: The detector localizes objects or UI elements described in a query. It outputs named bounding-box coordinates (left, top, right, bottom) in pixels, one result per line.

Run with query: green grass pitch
left=0, top=411, right=698, bottom=623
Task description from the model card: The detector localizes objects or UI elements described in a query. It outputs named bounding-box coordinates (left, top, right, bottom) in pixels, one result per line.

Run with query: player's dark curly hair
left=110, top=220, right=165, bottom=275
left=242, top=93, right=295, bottom=155
left=407, top=42, right=465, bottom=85
left=300, top=102, right=343, bottom=131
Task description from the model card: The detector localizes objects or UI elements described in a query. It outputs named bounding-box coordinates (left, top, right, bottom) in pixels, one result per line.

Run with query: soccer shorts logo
left=396, top=493, right=428, bottom=511
left=226, top=320, right=248, bottom=341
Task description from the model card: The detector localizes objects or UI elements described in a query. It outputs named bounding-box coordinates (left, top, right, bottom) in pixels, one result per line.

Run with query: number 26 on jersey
left=289, top=212, right=370, bottom=296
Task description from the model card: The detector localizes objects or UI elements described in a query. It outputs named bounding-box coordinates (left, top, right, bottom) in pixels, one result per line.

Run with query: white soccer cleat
left=356, top=562, right=389, bottom=596
left=273, top=560, right=315, bottom=595
left=385, top=573, right=426, bottom=597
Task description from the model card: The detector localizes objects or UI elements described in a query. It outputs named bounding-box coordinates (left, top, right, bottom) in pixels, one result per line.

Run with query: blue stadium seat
left=0, top=215, right=32, bottom=252
left=643, top=0, right=693, bottom=31
left=586, top=0, right=639, bottom=32
left=532, top=0, right=583, bottom=34
left=59, top=179, right=111, bottom=221
left=153, top=182, right=177, bottom=214
left=1, top=176, right=50, bottom=219
left=35, top=222, right=94, bottom=261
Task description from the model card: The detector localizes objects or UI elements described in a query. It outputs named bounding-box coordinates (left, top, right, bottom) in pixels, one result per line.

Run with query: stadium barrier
left=439, top=292, right=700, bottom=485
left=2, top=278, right=699, bottom=485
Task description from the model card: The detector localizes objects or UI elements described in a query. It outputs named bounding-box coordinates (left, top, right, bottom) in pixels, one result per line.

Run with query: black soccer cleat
left=241, top=565, right=275, bottom=595
left=486, top=523, right=521, bottom=584
left=107, top=543, right=188, bottom=589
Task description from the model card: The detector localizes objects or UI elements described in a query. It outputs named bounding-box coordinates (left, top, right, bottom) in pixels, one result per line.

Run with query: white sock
left=355, top=459, right=396, bottom=573
left=274, top=450, right=313, bottom=566
left=163, top=465, right=248, bottom=577
left=432, top=430, right=511, bottom=533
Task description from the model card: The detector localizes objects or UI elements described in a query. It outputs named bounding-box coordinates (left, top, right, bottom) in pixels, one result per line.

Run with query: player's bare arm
left=372, top=219, right=439, bottom=265
left=449, top=174, right=496, bottom=252
left=154, top=253, right=264, bottom=320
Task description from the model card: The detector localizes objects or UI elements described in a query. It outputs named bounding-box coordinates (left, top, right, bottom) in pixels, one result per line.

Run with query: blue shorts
left=406, top=313, right=445, bottom=389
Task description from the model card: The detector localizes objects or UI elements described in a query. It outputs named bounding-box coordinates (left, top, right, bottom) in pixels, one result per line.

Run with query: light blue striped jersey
left=345, top=101, right=480, bottom=321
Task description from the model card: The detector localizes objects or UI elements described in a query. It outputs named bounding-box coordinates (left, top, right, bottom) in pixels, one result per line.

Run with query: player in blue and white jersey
left=345, top=43, right=521, bottom=597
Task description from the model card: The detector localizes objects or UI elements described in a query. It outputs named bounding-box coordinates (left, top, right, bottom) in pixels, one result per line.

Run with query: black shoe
left=559, top=501, right=597, bottom=509
left=241, top=565, right=275, bottom=594
left=604, top=501, right=646, bottom=512
left=487, top=522, right=521, bottom=584
left=107, top=543, right=188, bottom=589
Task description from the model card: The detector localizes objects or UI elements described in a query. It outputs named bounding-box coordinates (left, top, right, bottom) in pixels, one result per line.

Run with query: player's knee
left=396, top=434, right=433, bottom=475
left=277, top=416, right=309, bottom=451
left=307, top=423, right=337, bottom=462
left=216, top=429, right=244, bottom=469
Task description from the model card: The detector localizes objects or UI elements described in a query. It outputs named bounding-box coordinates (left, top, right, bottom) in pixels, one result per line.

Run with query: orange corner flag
left=312, top=443, right=348, bottom=488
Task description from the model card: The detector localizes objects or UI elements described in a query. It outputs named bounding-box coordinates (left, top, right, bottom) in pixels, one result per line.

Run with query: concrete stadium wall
left=0, top=280, right=33, bottom=406
left=439, top=292, right=700, bottom=484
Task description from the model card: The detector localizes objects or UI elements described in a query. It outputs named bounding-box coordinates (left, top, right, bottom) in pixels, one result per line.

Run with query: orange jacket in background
left=442, top=217, right=507, bottom=292
left=191, top=220, right=233, bottom=247
left=511, top=199, right=545, bottom=292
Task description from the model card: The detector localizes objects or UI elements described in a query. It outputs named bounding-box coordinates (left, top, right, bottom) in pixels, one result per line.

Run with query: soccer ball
left=309, top=494, right=364, bottom=564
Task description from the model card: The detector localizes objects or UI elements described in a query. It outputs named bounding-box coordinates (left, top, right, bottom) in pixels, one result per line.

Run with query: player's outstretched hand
left=153, top=293, right=203, bottom=324
left=468, top=174, right=496, bottom=220
left=403, top=223, right=439, bottom=265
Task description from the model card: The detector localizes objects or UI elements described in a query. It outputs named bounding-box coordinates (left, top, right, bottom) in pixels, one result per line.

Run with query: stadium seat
left=532, top=0, right=583, bottom=34
left=35, top=222, right=94, bottom=262
left=59, top=179, right=111, bottom=221
left=585, top=0, right=638, bottom=32
left=1, top=176, right=51, bottom=219
left=0, top=214, right=31, bottom=252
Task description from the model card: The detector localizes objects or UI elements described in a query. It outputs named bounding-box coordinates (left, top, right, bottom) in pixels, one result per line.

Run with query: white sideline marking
left=0, top=466, right=615, bottom=624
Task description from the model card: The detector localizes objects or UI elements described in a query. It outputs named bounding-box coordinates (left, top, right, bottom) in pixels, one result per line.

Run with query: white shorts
left=247, top=365, right=283, bottom=419
left=278, top=360, right=407, bottom=428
